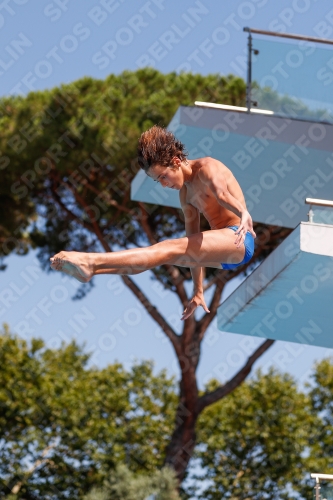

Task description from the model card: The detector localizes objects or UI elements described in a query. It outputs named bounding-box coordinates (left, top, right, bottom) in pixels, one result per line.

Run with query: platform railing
left=311, top=473, right=333, bottom=500
left=243, top=27, right=333, bottom=122
left=305, top=198, right=333, bottom=225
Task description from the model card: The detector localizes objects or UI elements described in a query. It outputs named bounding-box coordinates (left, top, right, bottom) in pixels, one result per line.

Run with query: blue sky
left=1, top=0, right=333, bottom=387
left=2, top=0, right=333, bottom=95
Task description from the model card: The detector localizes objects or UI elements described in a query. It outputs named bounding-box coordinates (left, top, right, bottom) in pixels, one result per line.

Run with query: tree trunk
left=164, top=382, right=198, bottom=482
left=164, top=338, right=275, bottom=482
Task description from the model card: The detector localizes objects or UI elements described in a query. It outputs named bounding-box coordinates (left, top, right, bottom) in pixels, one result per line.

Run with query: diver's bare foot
left=50, top=251, right=94, bottom=283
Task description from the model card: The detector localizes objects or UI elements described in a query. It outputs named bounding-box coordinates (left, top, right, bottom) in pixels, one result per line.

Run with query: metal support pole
left=245, top=28, right=252, bottom=113
left=308, top=204, right=314, bottom=223
left=315, top=477, right=321, bottom=500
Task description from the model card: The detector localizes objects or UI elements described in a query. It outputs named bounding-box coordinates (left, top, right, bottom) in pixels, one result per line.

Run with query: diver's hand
left=181, top=291, right=210, bottom=321
left=235, top=211, right=256, bottom=247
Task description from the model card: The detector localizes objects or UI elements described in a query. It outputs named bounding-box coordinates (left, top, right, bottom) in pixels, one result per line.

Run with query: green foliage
left=299, top=357, right=333, bottom=497
left=2, top=323, right=333, bottom=499
left=190, top=369, right=317, bottom=500
left=0, top=326, right=177, bottom=499
left=83, top=464, right=180, bottom=500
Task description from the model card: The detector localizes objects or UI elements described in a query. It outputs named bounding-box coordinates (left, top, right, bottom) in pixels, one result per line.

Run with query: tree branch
left=50, top=186, right=94, bottom=234
left=197, top=276, right=225, bottom=341
left=203, top=273, right=221, bottom=292
left=197, top=339, right=275, bottom=412
left=120, top=273, right=182, bottom=358
left=84, top=182, right=134, bottom=214
left=11, top=441, right=57, bottom=494
left=199, top=262, right=261, bottom=341
left=60, top=181, right=109, bottom=249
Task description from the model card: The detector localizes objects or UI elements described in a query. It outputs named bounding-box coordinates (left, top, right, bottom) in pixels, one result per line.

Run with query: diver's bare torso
left=180, top=157, right=246, bottom=230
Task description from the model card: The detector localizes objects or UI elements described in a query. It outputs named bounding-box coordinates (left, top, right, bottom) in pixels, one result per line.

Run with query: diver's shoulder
left=197, top=156, right=229, bottom=174
left=196, top=156, right=226, bottom=166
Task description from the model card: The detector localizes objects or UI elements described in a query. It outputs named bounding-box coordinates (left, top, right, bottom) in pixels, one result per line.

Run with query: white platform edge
left=300, top=222, right=333, bottom=257
left=218, top=222, right=333, bottom=329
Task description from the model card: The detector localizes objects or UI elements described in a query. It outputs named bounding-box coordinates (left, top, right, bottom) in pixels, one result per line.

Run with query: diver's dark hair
left=137, top=125, right=188, bottom=171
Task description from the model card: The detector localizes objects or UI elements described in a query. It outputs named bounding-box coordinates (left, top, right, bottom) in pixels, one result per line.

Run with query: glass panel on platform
left=251, top=38, right=333, bottom=123
left=311, top=208, right=333, bottom=225
left=319, top=482, right=333, bottom=500
left=307, top=202, right=333, bottom=225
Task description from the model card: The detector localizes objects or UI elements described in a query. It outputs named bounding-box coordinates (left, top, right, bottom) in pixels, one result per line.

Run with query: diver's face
left=147, top=162, right=183, bottom=190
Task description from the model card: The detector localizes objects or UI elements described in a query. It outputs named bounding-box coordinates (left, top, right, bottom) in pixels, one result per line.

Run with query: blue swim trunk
left=221, top=225, right=255, bottom=270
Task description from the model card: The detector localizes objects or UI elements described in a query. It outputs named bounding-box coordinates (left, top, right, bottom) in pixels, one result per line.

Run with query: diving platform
left=217, top=221, right=333, bottom=348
